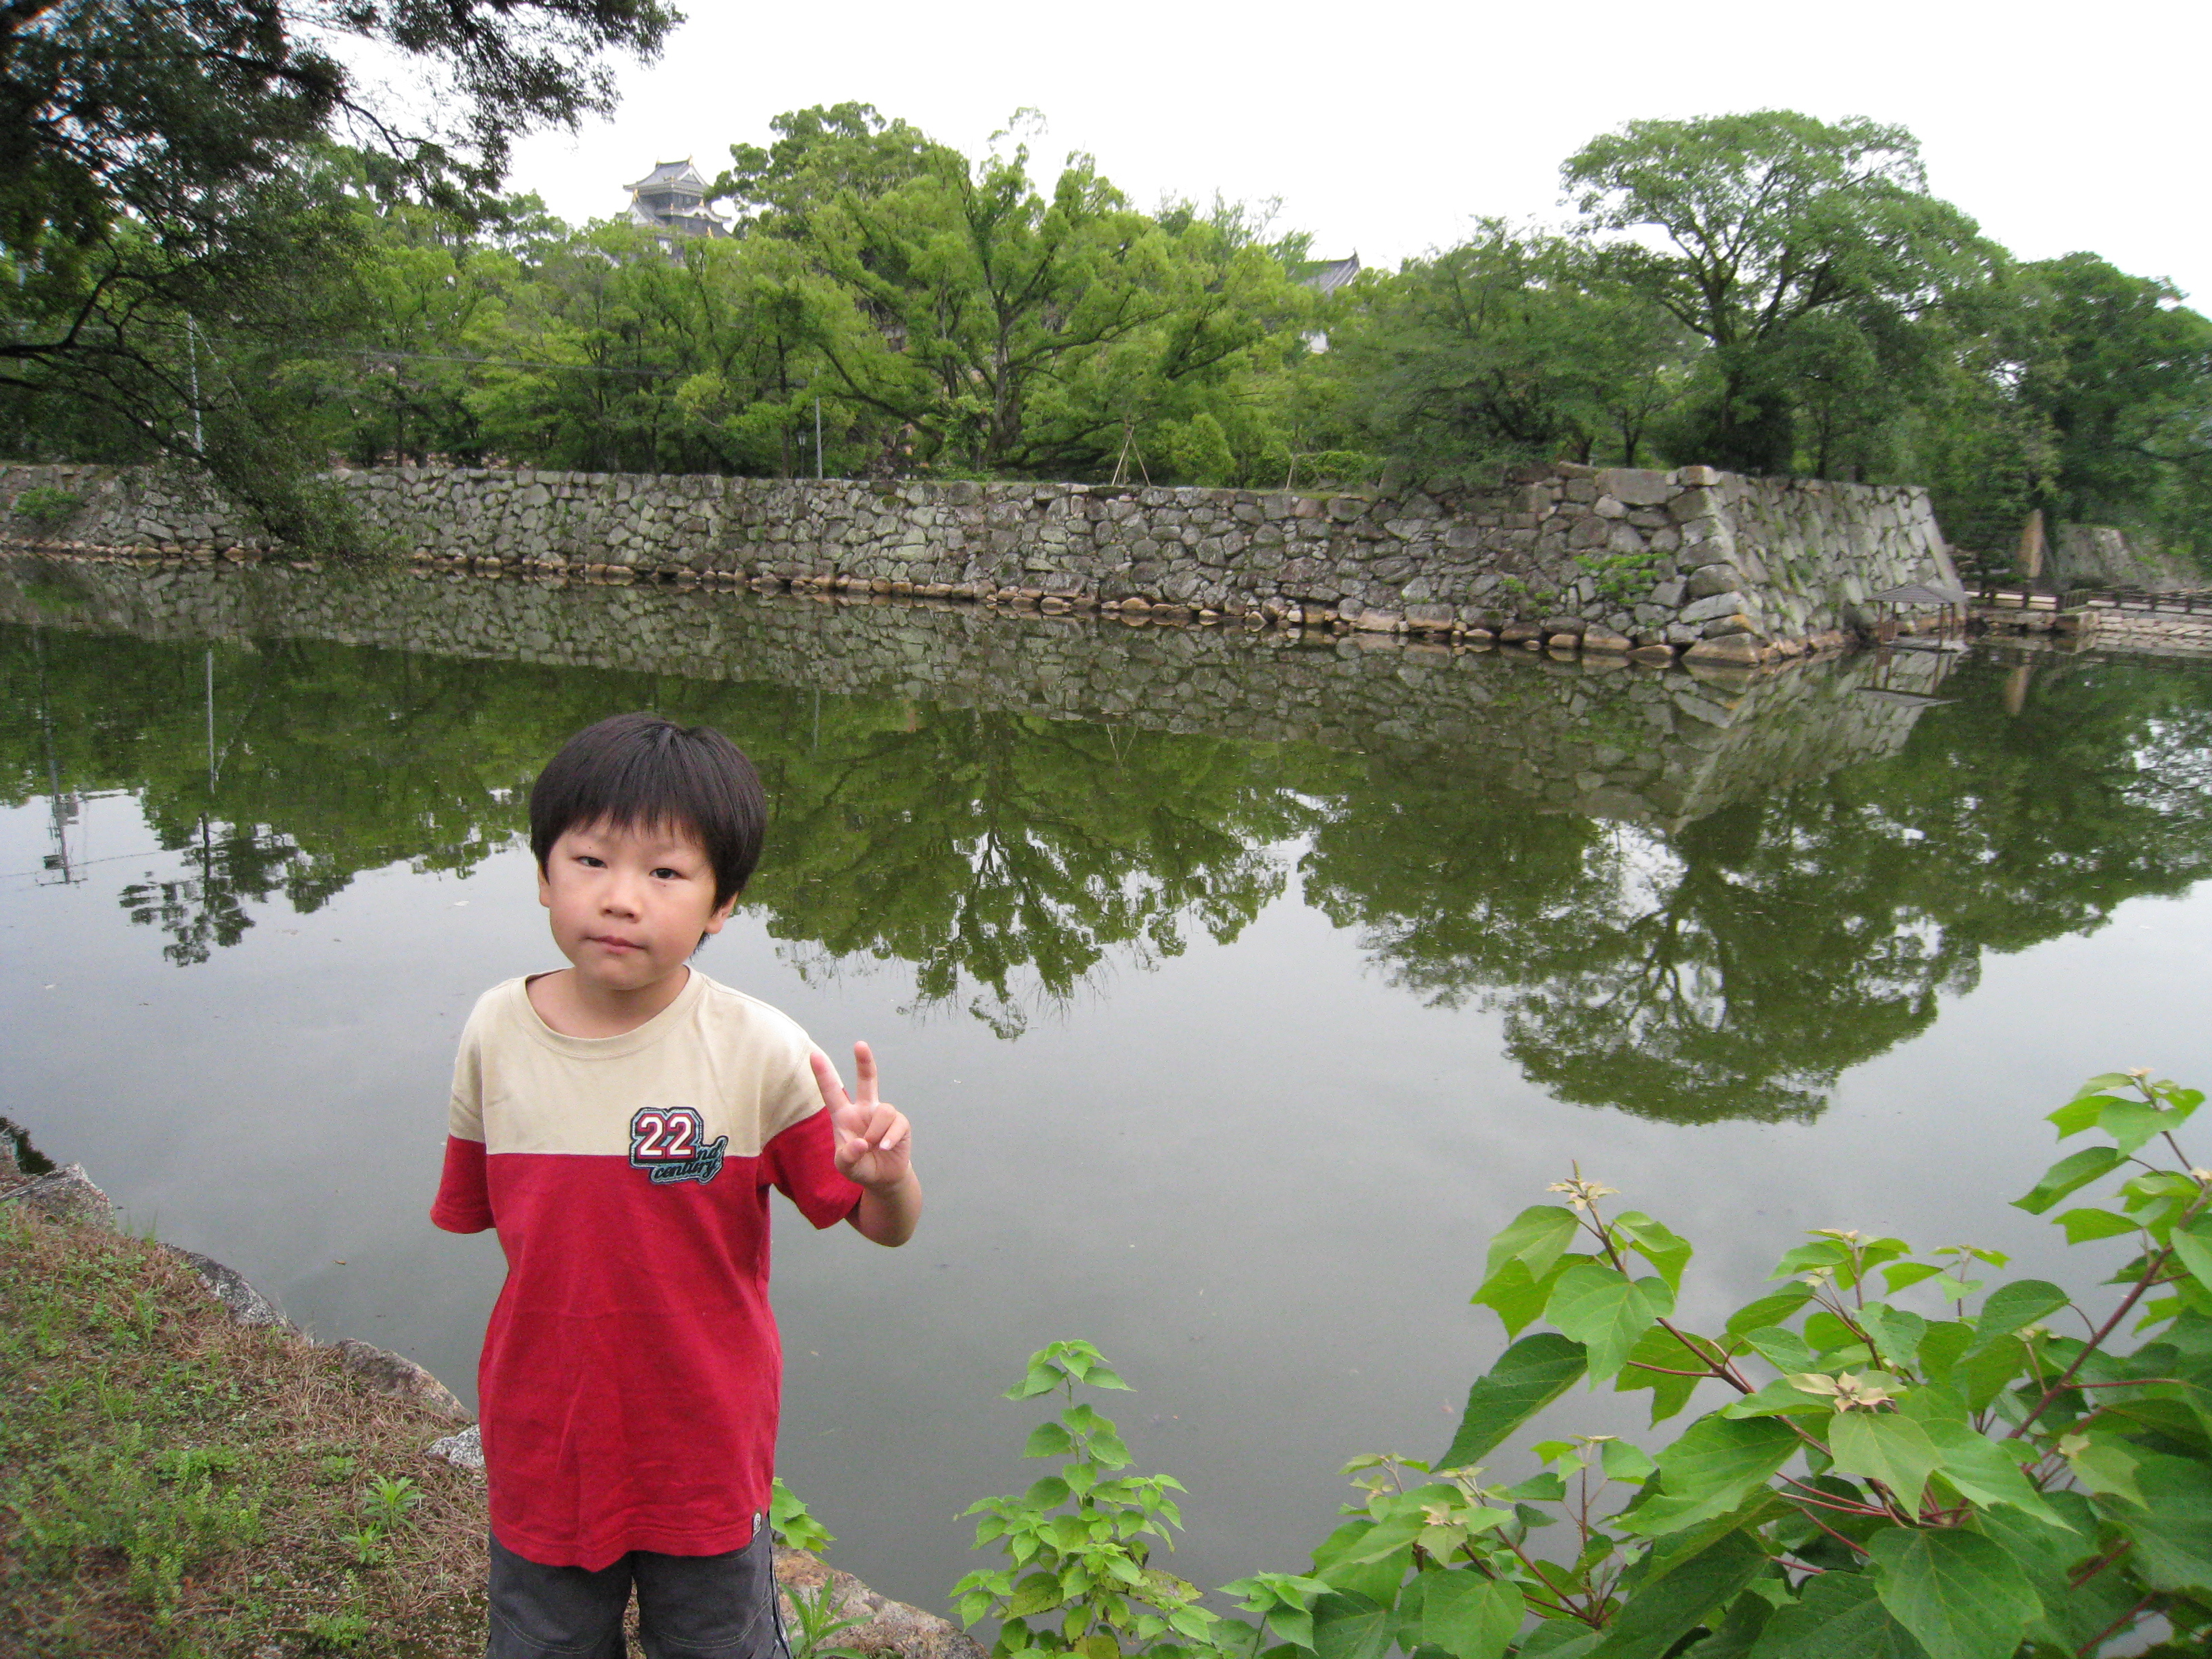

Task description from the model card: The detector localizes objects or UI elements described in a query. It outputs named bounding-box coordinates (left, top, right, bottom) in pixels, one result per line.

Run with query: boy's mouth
left=589, top=934, right=643, bottom=952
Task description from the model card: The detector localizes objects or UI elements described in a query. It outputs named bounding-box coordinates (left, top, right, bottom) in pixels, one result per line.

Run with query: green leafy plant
left=1275, top=1067, right=2212, bottom=1658
left=954, top=1339, right=1218, bottom=1659
left=9, top=485, right=84, bottom=531
left=958, top=1071, right=2212, bottom=1659
left=773, top=1474, right=837, bottom=1554
left=1572, top=548, right=1665, bottom=605
left=785, top=1579, right=872, bottom=1659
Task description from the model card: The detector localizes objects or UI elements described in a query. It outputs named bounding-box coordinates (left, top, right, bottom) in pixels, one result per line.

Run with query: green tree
left=1322, top=225, right=1695, bottom=481
left=0, top=0, right=676, bottom=539
left=1564, top=110, right=1994, bottom=476
left=2009, top=253, right=2212, bottom=560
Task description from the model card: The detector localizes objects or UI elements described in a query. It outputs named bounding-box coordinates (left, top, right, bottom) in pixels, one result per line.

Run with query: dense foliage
left=957, top=1070, right=2212, bottom=1658
left=7, top=31, right=2209, bottom=565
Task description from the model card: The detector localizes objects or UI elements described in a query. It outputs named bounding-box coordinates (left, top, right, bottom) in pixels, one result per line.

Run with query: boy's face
left=537, top=817, right=735, bottom=999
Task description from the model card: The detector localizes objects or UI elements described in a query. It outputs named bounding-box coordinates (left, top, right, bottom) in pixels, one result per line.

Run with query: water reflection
left=7, top=556, right=2212, bottom=1122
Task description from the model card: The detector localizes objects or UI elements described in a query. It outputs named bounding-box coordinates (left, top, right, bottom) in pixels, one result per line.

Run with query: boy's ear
left=701, top=888, right=741, bottom=936
left=537, top=863, right=554, bottom=910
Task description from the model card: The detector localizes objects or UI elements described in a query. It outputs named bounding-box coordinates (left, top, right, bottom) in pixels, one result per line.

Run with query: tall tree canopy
left=0, top=0, right=675, bottom=539
left=1561, top=110, right=1994, bottom=475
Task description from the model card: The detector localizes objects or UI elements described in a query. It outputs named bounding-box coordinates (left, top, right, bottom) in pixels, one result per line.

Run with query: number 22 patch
left=628, top=1106, right=729, bottom=1185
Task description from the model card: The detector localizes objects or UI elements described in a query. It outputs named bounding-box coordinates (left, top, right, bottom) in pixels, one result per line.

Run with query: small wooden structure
left=1868, top=580, right=1970, bottom=642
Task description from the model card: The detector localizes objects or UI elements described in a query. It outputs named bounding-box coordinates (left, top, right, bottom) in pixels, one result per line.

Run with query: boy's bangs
left=529, top=714, right=766, bottom=905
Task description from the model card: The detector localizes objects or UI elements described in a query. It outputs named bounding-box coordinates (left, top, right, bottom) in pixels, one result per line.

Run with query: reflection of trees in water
left=747, top=708, right=1316, bottom=1036
left=1300, top=655, right=2212, bottom=1122
left=0, top=626, right=1314, bottom=1036
left=10, top=621, right=2212, bottom=1109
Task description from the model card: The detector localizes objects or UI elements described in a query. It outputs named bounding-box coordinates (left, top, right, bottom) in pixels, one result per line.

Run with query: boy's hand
left=812, top=1040, right=913, bottom=1192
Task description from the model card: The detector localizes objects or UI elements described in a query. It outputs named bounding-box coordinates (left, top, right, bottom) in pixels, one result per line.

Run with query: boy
left=432, top=712, right=921, bottom=1659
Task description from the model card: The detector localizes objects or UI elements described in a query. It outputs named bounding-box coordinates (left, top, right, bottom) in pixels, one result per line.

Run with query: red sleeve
left=430, top=1134, right=493, bottom=1233
left=760, top=1109, right=863, bottom=1229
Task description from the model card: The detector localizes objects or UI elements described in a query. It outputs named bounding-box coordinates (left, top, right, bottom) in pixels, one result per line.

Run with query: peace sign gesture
left=811, top=1040, right=914, bottom=1194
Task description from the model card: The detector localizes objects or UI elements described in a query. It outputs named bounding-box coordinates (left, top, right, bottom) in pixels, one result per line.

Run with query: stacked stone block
left=0, top=459, right=1961, bottom=668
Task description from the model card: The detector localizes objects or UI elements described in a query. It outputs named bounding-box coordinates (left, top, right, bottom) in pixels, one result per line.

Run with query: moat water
left=6, top=555, right=2212, bottom=1610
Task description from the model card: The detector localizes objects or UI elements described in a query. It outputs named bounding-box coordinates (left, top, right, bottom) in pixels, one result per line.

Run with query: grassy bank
left=0, top=1202, right=487, bottom=1656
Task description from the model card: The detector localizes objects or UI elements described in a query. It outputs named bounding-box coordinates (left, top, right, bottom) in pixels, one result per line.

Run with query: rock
left=428, top=1423, right=485, bottom=1473
left=165, top=1246, right=291, bottom=1328
left=333, top=1339, right=471, bottom=1422
left=1627, top=644, right=1678, bottom=666
left=1595, top=468, right=1673, bottom=508
left=775, top=1547, right=989, bottom=1659
left=2, top=1164, right=116, bottom=1229
left=1683, top=636, right=1765, bottom=668
left=1678, top=590, right=1750, bottom=625
left=1685, top=564, right=1743, bottom=600
left=1582, top=630, right=1633, bottom=655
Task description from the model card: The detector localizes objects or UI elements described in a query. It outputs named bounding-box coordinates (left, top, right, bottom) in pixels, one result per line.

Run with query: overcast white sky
left=502, top=0, right=2209, bottom=305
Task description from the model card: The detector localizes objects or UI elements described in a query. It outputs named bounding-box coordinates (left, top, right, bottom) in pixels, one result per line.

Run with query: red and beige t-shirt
left=430, top=970, right=861, bottom=1569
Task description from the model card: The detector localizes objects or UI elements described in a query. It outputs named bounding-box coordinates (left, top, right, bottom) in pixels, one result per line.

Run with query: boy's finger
left=853, top=1040, right=878, bottom=1107
left=811, top=1050, right=855, bottom=1122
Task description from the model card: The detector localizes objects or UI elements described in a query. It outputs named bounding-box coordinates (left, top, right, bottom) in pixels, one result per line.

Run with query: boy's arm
left=810, top=1043, right=921, bottom=1248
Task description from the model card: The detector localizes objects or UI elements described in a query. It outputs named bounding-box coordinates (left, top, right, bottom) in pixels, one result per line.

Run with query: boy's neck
left=527, top=964, right=693, bottom=1038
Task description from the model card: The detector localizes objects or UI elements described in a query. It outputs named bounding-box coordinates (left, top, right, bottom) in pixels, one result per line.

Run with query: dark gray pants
left=487, top=1520, right=787, bottom=1659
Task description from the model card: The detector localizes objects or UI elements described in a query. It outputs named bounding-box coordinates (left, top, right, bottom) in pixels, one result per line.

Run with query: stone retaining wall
left=1, top=459, right=1960, bottom=668
left=1, top=554, right=1951, bottom=830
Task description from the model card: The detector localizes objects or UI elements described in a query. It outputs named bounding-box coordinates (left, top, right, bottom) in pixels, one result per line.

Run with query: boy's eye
left=576, top=855, right=605, bottom=867
left=651, top=867, right=683, bottom=881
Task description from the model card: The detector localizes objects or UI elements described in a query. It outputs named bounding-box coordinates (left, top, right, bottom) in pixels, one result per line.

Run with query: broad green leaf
left=1471, top=1255, right=1576, bottom=1339
left=1310, top=1521, right=1411, bottom=1606
left=1856, top=1307, right=1927, bottom=1370
left=1480, top=1204, right=1583, bottom=1284
left=1518, top=1625, right=1602, bottom=1658
left=1769, top=1240, right=1851, bottom=1282
left=1414, top=1572, right=1523, bottom=1659
left=2046, top=1094, right=2122, bottom=1139
left=1911, top=1322, right=1973, bottom=1387
left=1587, top=1528, right=1767, bottom=1659
left=2107, top=1451, right=2212, bottom=1591
left=2169, top=1218, right=2212, bottom=1294
left=1868, top=1527, right=2041, bottom=1659
left=1725, top=1288, right=1815, bottom=1338
left=1881, top=1262, right=1946, bottom=1294
left=1826, top=1412, right=1941, bottom=1513
left=2011, top=1145, right=2121, bottom=1212
left=1024, top=1421, right=1074, bottom=1458
left=1437, top=1333, right=1587, bottom=1468
left=1679, top=1591, right=1773, bottom=1659
left=1952, top=1338, right=2030, bottom=1414
left=1310, top=1591, right=1395, bottom=1659
left=1965, top=1494, right=2106, bottom=1650
left=1617, top=1417, right=1797, bottom=1538
left=1616, top=1324, right=1727, bottom=1425
left=1974, top=1279, right=2068, bottom=1339
left=1614, top=1211, right=1694, bottom=1294
left=1740, top=1326, right=1816, bottom=1374
left=2055, top=1206, right=2139, bottom=1244
left=2063, top=1435, right=2144, bottom=1507
left=1547, top=1263, right=1676, bottom=1383
left=1918, top=1418, right=2066, bottom=1525
left=1744, top=1570, right=1925, bottom=1659
left=2097, top=1096, right=2172, bottom=1156
left=1601, top=1439, right=1658, bottom=1482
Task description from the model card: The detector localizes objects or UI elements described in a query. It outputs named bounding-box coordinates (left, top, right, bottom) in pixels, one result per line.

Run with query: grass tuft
left=0, top=1203, right=487, bottom=1656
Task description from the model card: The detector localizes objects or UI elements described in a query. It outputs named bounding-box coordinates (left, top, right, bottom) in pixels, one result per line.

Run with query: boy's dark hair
left=529, top=714, right=767, bottom=908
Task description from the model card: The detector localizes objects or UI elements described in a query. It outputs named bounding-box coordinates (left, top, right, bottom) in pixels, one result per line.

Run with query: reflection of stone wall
left=1, top=556, right=1948, bottom=828
left=0, top=458, right=1958, bottom=666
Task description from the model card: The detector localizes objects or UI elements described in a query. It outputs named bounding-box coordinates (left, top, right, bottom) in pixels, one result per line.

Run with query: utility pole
left=815, top=395, right=824, bottom=480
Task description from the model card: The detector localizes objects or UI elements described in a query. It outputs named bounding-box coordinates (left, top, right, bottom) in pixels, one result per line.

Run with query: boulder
left=427, top=1423, right=485, bottom=1473
left=1683, top=636, right=1765, bottom=668
left=1, top=1163, right=115, bottom=1229
left=775, top=1548, right=989, bottom=1659
left=333, top=1339, right=471, bottom=1422
left=165, top=1246, right=291, bottom=1328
